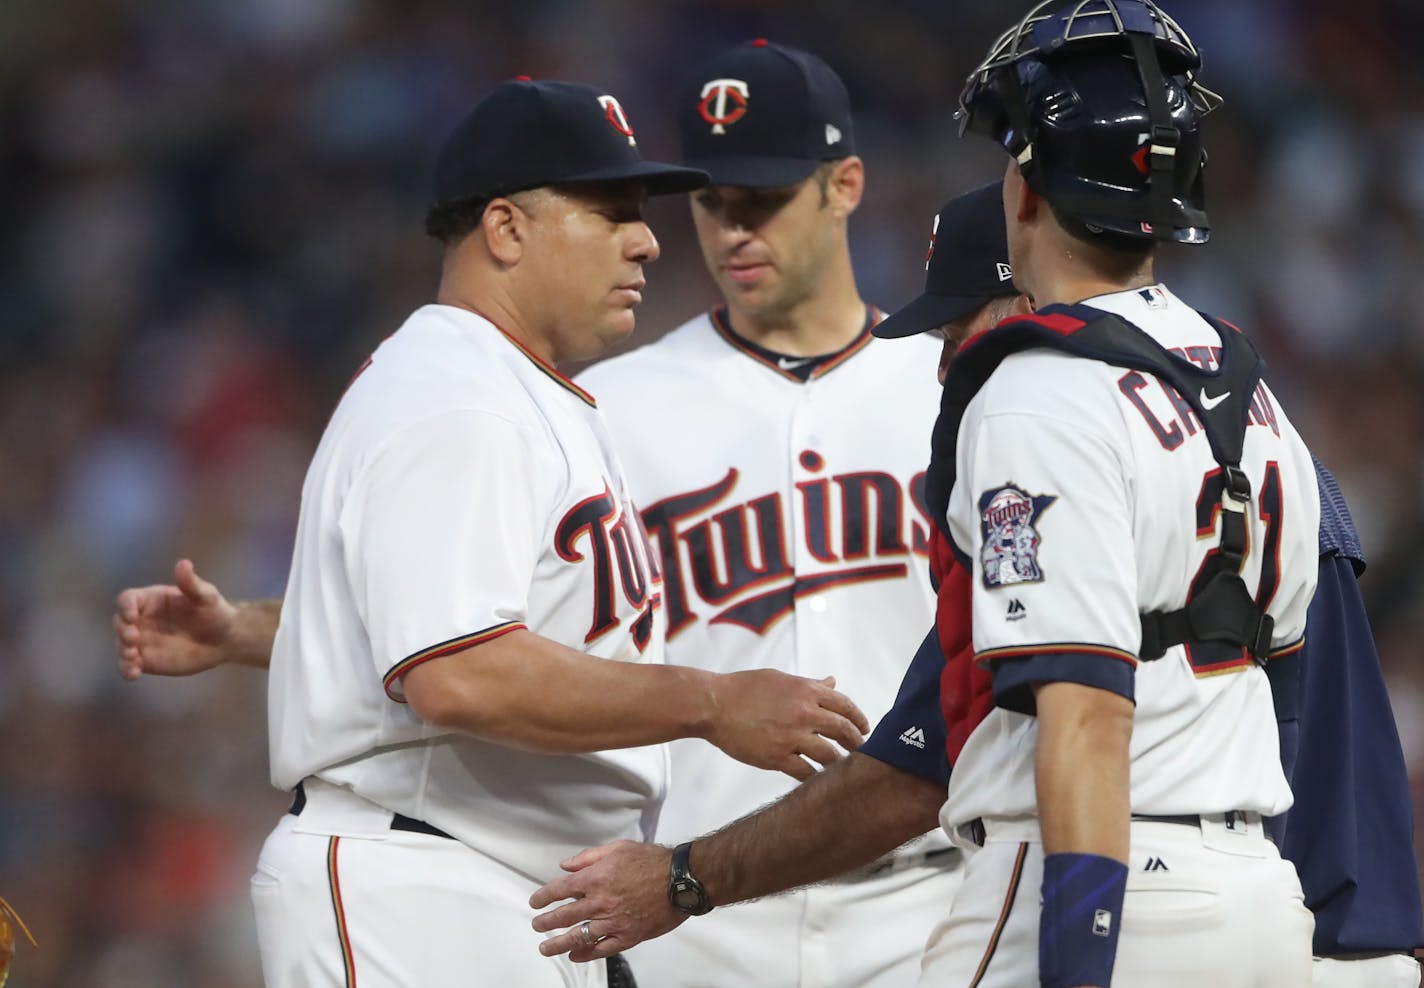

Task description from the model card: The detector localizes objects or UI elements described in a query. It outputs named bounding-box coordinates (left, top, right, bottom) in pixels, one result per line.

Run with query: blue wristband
left=1039, top=852, right=1128, bottom=988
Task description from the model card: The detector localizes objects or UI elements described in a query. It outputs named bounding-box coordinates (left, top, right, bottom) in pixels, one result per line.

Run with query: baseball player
left=918, top=2, right=1318, bottom=984
left=572, top=40, right=959, bottom=988
left=117, top=77, right=877, bottom=988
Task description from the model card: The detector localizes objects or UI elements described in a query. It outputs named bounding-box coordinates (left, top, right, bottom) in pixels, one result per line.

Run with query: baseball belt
left=288, top=780, right=454, bottom=839
left=837, top=844, right=960, bottom=882
left=957, top=812, right=1262, bottom=848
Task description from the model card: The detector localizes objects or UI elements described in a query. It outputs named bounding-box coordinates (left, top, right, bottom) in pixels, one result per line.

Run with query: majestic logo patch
left=978, top=484, right=1056, bottom=588
left=699, top=78, right=749, bottom=134
left=898, top=726, right=927, bottom=749
left=597, top=95, right=637, bottom=146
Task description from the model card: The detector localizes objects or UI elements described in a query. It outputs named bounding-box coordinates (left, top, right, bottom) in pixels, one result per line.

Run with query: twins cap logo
left=979, top=483, right=1056, bottom=588
left=597, top=95, right=637, bottom=146
left=924, top=213, right=940, bottom=270
left=699, top=78, right=750, bottom=134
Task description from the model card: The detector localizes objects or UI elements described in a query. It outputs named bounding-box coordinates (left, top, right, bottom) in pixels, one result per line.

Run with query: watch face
left=671, top=880, right=710, bottom=915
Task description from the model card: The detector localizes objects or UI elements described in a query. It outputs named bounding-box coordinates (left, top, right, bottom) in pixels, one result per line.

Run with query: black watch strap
left=667, top=841, right=714, bottom=916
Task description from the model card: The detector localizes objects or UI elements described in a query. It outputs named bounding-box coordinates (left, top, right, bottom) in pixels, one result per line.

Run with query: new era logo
left=996, top=261, right=1013, bottom=282
left=899, top=727, right=926, bottom=749
left=825, top=123, right=842, bottom=145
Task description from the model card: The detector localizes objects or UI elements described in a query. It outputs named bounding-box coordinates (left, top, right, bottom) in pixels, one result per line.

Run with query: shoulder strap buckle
left=1222, top=465, right=1251, bottom=509
left=1217, top=464, right=1251, bottom=570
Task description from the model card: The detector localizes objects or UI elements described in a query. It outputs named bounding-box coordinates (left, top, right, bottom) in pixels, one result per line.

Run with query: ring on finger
left=579, top=920, right=595, bottom=947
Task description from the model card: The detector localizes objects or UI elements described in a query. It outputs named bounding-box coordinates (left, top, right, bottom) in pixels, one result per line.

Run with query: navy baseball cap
left=873, top=182, right=1019, bottom=339
left=678, top=39, right=856, bottom=188
left=432, top=78, right=708, bottom=206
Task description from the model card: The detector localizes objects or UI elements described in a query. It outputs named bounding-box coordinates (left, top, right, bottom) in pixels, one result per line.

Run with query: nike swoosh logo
left=777, top=357, right=813, bottom=370
left=1199, top=388, right=1230, bottom=410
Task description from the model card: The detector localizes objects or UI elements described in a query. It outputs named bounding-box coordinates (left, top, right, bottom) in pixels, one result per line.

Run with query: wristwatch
left=667, top=841, right=714, bottom=916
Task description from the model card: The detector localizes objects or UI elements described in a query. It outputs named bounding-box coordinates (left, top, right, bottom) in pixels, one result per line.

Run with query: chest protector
left=926, top=303, right=1275, bottom=663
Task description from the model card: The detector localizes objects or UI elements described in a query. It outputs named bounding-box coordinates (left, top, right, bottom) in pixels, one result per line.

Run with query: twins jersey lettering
left=941, top=285, right=1320, bottom=832
left=577, top=309, right=953, bottom=987
left=268, top=304, right=668, bottom=883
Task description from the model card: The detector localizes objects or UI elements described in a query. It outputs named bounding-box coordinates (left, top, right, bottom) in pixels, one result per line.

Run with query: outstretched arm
left=402, top=630, right=869, bottom=780
left=113, top=559, right=279, bottom=679
left=529, top=751, right=945, bottom=961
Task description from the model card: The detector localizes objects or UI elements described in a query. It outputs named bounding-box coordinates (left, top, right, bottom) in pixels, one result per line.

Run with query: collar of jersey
left=476, top=312, right=597, bottom=408
left=708, top=306, right=882, bottom=383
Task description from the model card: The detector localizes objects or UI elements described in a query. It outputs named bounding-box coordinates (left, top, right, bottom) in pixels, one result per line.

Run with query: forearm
left=220, top=599, right=282, bottom=668
left=691, top=752, right=945, bottom=905
left=404, top=629, right=719, bottom=753
left=1034, top=681, right=1132, bottom=861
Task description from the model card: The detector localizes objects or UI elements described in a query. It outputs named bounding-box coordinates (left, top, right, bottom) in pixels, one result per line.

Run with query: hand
left=113, top=559, right=237, bottom=680
left=529, top=841, right=685, bottom=962
left=707, top=670, right=870, bottom=780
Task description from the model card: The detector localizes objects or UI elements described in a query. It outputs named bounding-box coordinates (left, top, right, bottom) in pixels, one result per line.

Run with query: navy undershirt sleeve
left=860, top=628, right=951, bottom=786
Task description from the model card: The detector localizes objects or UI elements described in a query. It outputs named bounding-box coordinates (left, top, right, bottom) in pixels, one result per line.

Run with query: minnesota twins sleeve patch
left=978, top=483, right=1057, bottom=588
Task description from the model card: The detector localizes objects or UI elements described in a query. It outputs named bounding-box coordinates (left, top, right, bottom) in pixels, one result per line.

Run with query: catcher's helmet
left=957, top=0, right=1222, bottom=245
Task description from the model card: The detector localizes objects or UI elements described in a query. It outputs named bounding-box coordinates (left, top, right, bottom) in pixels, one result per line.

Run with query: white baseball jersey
left=268, top=303, right=668, bottom=883
left=577, top=309, right=955, bottom=988
left=941, top=284, right=1320, bottom=831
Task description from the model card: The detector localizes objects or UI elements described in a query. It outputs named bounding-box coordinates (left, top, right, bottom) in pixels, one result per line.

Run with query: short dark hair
left=424, top=196, right=489, bottom=245
left=1050, top=203, right=1154, bottom=263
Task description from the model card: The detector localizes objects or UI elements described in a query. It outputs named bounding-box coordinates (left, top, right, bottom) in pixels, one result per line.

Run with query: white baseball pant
left=626, top=849, right=961, bottom=988
left=251, top=781, right=603, bottom=988
left=918, top=813, right=1314, bottom=987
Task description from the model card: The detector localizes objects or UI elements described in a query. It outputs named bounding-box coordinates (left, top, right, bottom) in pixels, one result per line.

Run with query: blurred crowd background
left=2, top=0, right=1423, bottom=984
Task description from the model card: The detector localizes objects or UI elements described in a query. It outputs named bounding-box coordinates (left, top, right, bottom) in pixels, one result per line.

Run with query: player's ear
left=481, top=197, right=526, bottom=265
left=1005, top=160, right=1039, bottom=225
left=824, top=156, right=864, bottom=219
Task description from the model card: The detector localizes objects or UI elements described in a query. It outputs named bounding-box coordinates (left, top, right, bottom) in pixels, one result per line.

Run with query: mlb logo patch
left=1093, top=909, right=1113, bottom=937
left=978, top=484, right=1056, bottom=588
left=1138, top=286, right=1169, bottom=310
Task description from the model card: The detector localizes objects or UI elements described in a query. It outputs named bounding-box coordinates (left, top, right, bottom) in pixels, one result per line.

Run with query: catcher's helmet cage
left=957, top=0, right=1223, bottom=245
